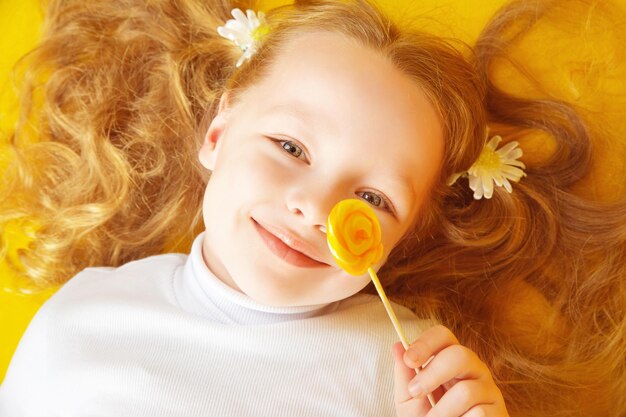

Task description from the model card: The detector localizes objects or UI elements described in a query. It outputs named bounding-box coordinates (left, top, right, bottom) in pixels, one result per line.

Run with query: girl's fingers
left=422, top=379, right=494, bottom=417
left=404, top=325, right=460, bottom=369
left=408, top=344, right=490, bottom=397
left=399, top=324, right=510, bottom=417
left=392, top=341, right=416, bottom=404
left=391, top=341, right=433, bottom=416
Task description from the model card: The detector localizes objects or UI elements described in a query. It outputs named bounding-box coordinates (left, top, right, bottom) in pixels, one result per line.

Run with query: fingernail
left=408, top=381, right=423, bottom=398
left=405, top=348, right=419, bottom=364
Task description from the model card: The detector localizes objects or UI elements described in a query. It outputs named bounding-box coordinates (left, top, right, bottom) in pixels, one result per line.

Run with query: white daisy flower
left=217, top=8, right=269, bottom=68
left=448, top=133, right=527, bottom=200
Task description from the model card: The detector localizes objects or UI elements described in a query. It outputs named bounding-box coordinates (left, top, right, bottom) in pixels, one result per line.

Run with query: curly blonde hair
left=2, top=0, right=625, bottom=415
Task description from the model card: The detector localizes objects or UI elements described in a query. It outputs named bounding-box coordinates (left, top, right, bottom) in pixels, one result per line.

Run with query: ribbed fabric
left=0, top=232, right=435, bottom=417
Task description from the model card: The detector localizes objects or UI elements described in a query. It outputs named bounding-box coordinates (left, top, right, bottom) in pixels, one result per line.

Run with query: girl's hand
left=391, top=324, right=510, bottom=417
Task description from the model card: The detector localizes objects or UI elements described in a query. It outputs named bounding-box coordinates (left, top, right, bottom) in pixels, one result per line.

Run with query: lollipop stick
left=367, top=267, right=437, bottom=408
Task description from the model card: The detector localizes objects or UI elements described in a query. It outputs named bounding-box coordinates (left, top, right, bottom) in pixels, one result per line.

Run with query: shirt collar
left=175, top=232, right=340, bottom=325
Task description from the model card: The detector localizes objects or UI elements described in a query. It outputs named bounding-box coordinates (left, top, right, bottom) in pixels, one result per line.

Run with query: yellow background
left=1, top=0, right=625, bottom=383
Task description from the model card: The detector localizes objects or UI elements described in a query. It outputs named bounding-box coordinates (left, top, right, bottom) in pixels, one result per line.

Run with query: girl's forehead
left=250, top=31, right=443, bottom=143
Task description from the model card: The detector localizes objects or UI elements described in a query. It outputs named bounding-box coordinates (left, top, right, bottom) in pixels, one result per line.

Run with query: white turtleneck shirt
left=0, top=232, right=434, bottom=417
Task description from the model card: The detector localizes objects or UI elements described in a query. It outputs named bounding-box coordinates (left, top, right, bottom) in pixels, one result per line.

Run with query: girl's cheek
left=233, top=149, right=288, bottom=194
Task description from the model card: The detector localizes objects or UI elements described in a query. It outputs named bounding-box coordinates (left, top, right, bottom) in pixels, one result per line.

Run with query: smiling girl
left=1, top=0, right=625, bottom=416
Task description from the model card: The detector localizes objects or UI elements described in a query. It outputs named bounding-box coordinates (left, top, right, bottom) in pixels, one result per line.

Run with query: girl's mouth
left=252, top=218, right=329, bottom=268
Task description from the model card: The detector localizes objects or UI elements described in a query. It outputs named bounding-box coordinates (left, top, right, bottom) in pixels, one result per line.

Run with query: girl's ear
left=199, top=92, right=231, bottom=171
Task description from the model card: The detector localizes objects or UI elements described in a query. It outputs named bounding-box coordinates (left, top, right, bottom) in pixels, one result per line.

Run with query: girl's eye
left=357, top=191, right=395, bottom=214
left=274, top=138, right=307, bottom=161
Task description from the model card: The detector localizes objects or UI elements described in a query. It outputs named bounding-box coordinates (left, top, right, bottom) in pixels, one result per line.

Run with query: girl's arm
left=392, top=324, right=510, bottom=417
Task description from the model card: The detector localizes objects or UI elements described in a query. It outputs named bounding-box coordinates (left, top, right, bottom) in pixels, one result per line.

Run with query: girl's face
left=198, top=31, right=444, bottom=307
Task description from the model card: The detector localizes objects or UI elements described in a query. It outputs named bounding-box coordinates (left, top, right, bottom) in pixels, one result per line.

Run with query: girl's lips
left=252, top=219, right=328, bottom=268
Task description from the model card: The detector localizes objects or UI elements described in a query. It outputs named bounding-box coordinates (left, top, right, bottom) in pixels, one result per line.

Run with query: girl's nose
left=285, top=179, right=346, bottom=234
left=288, top=205, right=328, bottom=234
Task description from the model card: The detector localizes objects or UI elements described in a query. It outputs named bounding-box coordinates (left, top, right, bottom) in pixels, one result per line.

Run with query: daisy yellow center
left=252, top=25, right=270, bottom=41
left=475, top=147, right=502, bottom=170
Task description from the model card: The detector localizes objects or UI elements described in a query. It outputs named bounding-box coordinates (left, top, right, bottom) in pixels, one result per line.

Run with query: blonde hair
left=2, top=0, right=625, bottom=415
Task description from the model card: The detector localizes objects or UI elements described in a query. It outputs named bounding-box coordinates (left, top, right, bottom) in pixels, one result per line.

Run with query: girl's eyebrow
left=260, top=104, right=308, bottom=130
left=263, top=102, right=331, bottom=134
left=384, top=176, right=416, bottom=206
left=265, top=102, right=315, bottom=121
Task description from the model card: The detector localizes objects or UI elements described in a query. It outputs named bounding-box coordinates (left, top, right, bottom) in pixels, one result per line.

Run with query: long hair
left=2, top=0, right=625, bottom=415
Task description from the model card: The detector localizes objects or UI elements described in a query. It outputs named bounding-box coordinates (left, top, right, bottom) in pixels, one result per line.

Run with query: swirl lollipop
left=326, top=198, right=436, bottom=407
left=326, top=198, right=384, bottom=276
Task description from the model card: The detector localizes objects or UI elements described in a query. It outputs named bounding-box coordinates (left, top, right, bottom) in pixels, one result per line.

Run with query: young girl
left=1, top=0, right=625, bottom=416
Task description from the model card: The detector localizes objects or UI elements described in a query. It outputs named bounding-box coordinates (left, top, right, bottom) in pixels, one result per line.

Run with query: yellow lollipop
left=326, top=198, right=436, bottom=407
left=326, top=198, right=384, bottom=276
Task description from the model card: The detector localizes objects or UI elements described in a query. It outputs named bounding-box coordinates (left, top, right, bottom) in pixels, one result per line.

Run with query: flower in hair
left=217, top=8, right=270, bottom=68
left=448, top=131, right=526, bottom=199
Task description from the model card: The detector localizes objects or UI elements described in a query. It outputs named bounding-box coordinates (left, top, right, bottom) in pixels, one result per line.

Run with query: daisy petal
left=224, top=19, right=246, bottom=33
left=502, top=178, right=513, bottom=193
left=236, top=54, right=246, bottom=68
left=486, top=135, right=502, bottom=150
left=503, top=159, right=526, bottom=169
left=217, top=26, right=235, bottom=41
left=247, top=9, right=259, bottom=28
left=496, top=141, right=520, bottom=156
left=468, top=173, right=480, bottom=193
left=232, top=8, right=249, bottom=28
left=483, top=174, right=494, bottom=199
left=501, top=165, right=526, bottom=180
left=469, top=175, right=484, bottom=199
left=498, top=148, right=524, bottom=159
left=492, top=172, right=504, bottom=187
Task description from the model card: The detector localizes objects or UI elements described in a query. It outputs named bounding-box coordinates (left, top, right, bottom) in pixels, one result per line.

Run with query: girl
left=1, top=0, right=625, bottom=416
